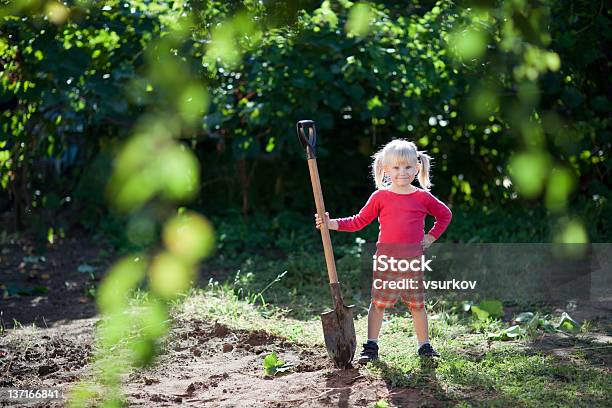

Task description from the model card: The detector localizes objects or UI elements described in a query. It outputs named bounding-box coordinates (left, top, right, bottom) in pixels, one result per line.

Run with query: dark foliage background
left=1, top=0, right=609, bottom=243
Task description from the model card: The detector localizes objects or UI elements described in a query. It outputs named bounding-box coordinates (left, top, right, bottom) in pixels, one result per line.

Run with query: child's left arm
left=423, top=192, right=452, bottom=244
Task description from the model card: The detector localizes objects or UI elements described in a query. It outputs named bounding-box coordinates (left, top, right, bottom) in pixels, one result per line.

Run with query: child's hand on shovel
left=315, top=212, right=339, bottom=231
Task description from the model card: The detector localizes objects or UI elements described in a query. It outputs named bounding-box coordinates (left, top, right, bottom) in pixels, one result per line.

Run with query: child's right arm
left=314, top=191, right=380, bottom=232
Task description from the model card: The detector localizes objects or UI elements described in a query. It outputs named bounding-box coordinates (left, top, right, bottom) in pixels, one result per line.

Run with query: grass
left=175, top=285, right=324, bottom=346
left=167, top=266, right=612, bottom=407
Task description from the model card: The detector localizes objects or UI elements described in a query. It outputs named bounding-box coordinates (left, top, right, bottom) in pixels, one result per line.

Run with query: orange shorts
left=371, top=256, right=425, bottom=310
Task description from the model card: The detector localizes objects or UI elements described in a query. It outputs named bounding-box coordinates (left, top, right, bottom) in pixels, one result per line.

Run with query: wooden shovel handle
left=307, top=158, right=339, bottom=285
left=296, top=120, right=338, bottom=285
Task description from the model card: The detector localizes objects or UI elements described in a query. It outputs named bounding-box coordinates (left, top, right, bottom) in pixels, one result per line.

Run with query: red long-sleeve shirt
left=334, top=188, right=452, bottom=256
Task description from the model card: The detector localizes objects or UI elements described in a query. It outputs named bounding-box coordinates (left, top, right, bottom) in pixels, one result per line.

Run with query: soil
left=0, top=234, right=105, bottom=327
left=0, top=318, right=96, bottom=407
left=122, top=319, right=433, bottom=407
left=0, top=316, right=439, bottom=407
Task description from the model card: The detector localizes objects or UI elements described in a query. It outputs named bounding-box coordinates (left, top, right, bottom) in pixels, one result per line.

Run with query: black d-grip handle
left=297, top=120, right=317, bottom=159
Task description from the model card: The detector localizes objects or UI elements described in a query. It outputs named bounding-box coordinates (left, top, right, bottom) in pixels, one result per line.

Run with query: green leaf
left=367, top=96, right=382, bottom=110
left=375, top=400, right=390, bottom=408
left=448, top=27, right=487, bottom=61
left=205, top=21, right=241, bottom=68
left=556, top=312, right=580, bottom=332
left=562, top=87, right=584, bottom=108
left=263, top=352, right=293, bottom=376
left=346, top=3, right=372, bottom=37
left=545, top=167, right=575, bottom=212
left=32, top=285, right=49, bottom=295
left=541, top=319, right=557, bottom=333
left=509, top=151, right=551, bottom=198
left=263, top=352, right=279, bottom=374
left=313, top=1, right=338, bottom=28
left=488, top=325, right=526, bottom=341
left=470, top=305, right=489, bottom=321
left=525, top=313, right=542, bottom=332
left=555, top=220, right=588, bottom=244
left=97, top=256, right=146, bottom=314
left=6, top=284, right=48, bottom=296
left=477, top=300, right=504, bottom=319
left=78, top=264, right=97, bottom=274
left=23, top=256, right=45, bottom=264
left=514, top=312, right=534, bottom=323
left=504, top=325, right=525, bottom=338
left=265, top=137, right=276, bottom=153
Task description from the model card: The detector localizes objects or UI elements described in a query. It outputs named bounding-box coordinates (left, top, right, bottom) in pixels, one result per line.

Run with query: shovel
left=296, top=120, right=356, bottom=369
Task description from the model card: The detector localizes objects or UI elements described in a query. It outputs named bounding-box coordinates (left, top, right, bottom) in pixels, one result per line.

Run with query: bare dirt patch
left=123, top=319, right=417, bottom=407
left=1, top=234, right=109, bottom=327
left=1, top=316, right=433, bottom=407
left=0, top=318, right=97, bottom=407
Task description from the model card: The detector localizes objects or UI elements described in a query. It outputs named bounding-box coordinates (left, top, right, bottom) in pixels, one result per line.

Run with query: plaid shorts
left=371, top=256, right=425, bottom=310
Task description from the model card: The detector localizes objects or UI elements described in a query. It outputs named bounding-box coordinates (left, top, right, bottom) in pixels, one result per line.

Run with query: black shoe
left=358, top=341, right=379, bottom=365
left=417, top=343, right=440, bottom=358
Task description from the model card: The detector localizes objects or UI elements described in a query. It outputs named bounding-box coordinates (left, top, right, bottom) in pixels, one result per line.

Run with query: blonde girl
left=315, top=139, right=452, bottom=363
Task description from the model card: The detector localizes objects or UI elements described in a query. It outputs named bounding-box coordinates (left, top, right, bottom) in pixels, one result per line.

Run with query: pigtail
left=371, top=150, right=386, bottom=190
left=417, top=151, right=433, bottom=191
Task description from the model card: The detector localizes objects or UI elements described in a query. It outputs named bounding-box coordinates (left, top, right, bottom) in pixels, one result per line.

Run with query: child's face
left=385, top=161, right=421, bottom=187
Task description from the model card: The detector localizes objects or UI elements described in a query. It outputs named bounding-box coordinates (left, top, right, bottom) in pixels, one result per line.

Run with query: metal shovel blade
left=320, top=282, right=356, bottom=369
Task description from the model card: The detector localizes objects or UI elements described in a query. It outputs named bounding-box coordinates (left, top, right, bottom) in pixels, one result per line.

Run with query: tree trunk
left=237, top=157, right=258, bottom=218
left=238, top=158, right=249, bottom=218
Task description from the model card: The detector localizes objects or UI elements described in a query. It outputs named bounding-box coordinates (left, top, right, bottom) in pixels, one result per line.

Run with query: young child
left=315, top=139, right=452, bottom=364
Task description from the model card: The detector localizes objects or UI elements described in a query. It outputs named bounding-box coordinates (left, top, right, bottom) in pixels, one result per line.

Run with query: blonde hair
left=371, top=139, right=433, bottom=191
